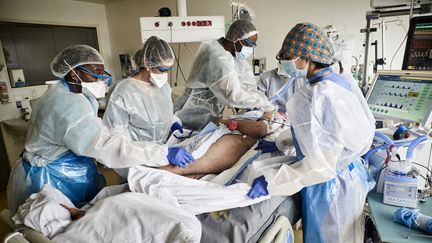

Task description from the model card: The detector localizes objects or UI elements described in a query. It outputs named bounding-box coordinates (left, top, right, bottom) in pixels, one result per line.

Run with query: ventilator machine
left=365, top=70, right=432, bottom=208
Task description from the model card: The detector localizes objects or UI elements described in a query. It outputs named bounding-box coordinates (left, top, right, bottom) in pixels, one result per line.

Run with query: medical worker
left=247, top=23, right=375, bottom=243
left=8, top=45, right=194, bottom=212
left=174, top=19, right=275, bottom=130
left=103, top=36, right=191, bottom=177
left=257, top=48, right=306, bottom=113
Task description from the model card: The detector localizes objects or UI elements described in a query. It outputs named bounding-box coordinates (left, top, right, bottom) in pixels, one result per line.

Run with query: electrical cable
left=176, top=44, right=181, bottom=85
left=413, top=162, right=432, bottom=174
left=172, top=47, right=187, bottom=85
left=390, top=32, right=408, bottom=69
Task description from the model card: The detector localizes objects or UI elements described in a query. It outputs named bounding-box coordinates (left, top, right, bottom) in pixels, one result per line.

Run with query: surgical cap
left=278, top=23, right=336, bottom=65
left=50, top=45, right=104, bottom=78
left=226, top=19, right=258, bottom=42
left=135, top=36, right=174, bottom=68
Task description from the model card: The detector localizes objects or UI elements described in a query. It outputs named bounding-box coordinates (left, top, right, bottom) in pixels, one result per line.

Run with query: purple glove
left=171, top=122, right=184, bottom=133
left=247, top=175, right=269, bottom=199
left=255, top=140, right=279, bottom=153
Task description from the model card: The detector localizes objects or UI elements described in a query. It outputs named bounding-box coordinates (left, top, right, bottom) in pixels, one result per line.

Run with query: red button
left=154, top=22, right=159, bottom=27
left=187, top=21, right=191, bottom=26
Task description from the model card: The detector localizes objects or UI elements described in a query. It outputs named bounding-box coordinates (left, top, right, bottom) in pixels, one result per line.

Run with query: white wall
left=105, top=0, right=204, bottom=90
left=0, top=0, right=414, bottom=121
left=105, top=0, right=416, bottom=87
left=0, top=0, right=113, bottom=121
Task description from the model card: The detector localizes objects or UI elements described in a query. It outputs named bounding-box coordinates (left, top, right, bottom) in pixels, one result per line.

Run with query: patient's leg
left=161, top=134, right=256, bottom=177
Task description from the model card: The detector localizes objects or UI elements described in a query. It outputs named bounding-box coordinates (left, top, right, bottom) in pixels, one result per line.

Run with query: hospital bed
left=1, top=125, right=300, bottom=243
left=1, top=200, right=299, bottom=243
left=1, top=159, right=300, bottom=243
left=1, top=209, right=53, bottom=243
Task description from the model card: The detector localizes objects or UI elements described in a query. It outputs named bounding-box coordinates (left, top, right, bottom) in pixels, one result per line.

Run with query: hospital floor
left=0, top=169, right=303, bottom=242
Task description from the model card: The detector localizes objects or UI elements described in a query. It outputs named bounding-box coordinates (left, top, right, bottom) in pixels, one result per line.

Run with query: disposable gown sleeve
left=265, top=88, right=351, bottom=195
left=102, top=92, right=130, bottom=130
left=65, top=112, right=169, bottom=169
left=209, top=72, right=275, bottom=112
left=275, top=129, right=293, bottom=151
left=171, top=114, right=182, bottom=126
left=256, top=75, right=269, bottom=96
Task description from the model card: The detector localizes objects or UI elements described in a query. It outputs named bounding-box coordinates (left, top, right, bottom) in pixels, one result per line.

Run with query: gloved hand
left=255, top=140, right=279, bottom=153
left=247, top=175, right=269, bottom=199
left=167, top=147, right=194, bottom=168
left=171, top=122, right=184, bottom=134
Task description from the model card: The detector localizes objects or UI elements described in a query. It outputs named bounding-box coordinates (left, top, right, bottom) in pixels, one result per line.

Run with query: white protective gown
left=8, top=83, right=170, bottom=211
left=103, top=78, right=180, bottom=144
left=24, top=83, right=170, bottom=168
left=174, top=38, right=274, bottom=130
left=254, top=72, right=375, bottom=243
left=264, top=75, right=375, bottom=195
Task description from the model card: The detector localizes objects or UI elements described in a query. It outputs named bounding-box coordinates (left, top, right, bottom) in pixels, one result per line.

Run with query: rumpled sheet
left=13, top=185, right=202, bottom=242
left=54, top=192, right=201, bottom=243
left=128, top=165, right=269, bottom=215
left=12, top=185, right=74, bottom=239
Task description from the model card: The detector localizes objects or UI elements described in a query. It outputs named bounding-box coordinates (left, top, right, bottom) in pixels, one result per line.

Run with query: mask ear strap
left=232, top=40, right=239, bottom=53
left=63, top=60, right=84, bottom=86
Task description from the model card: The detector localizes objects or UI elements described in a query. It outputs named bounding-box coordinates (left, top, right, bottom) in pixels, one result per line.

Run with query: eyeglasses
left=241, top=38, right=257, bottom=48
left=77, top=66, right=112, bottom=86
left=78, top=66, right=111, bottom=80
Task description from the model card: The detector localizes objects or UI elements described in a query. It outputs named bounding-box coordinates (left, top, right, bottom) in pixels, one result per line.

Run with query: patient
left=160, top=111, right=276, bottom=178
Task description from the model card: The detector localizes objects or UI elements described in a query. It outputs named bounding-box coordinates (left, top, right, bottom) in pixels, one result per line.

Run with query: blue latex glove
left=167, top=147, right=194, bottom=168
left=171, top=122, right=184, bottom=134
left=394, top=208, right=432, bottom=234
left=255, top=140, right=279, bottom=153
left=247, top=175, right=269, bottom=199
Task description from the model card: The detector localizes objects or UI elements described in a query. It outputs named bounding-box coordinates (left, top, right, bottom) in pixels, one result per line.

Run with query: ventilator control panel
left=367, top=72, right=432, bottom=123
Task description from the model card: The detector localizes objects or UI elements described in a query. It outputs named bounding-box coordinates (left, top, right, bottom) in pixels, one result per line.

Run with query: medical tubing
left=363, top=139, right=418, bottom=163
left=406, top=135, right=428, bottom=160
left=394, top=141, right=413, bottom=147
left=269, top=77, right=295, bottom=103
left=363, top=144, right=387, bottom=163
left=364, top=137, right=427, bottom=166
left=374, top=131, right=395, bottom=148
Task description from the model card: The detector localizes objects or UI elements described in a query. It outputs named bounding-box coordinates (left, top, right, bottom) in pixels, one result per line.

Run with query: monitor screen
left=402, top=16, right=432, bottom=71
left=367, top=73, right=432, bottom=123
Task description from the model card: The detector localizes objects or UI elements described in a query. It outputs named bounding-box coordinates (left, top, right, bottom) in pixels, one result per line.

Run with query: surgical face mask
left=280, top=58, right=308, bottom=78
left=150, top=72, right=168, bottom=88
left=235, top=46, right=254, bottom=60
left=277, top=62, right=290, bottom=77
left=68, top=68, right=106, bottom=99
left=81, top=80, right=106, bottom=99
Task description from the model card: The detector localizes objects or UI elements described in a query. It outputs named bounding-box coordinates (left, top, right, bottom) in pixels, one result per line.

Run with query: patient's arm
left=61, top=204, right=85, bottom=221
left=160, top=134, right=256, bottom=177
left=213, top=112, right=272, bottom=138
